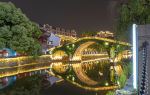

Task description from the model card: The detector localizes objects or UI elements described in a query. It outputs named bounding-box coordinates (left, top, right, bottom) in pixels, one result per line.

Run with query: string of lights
left=140, top=41, right=149, bottom=95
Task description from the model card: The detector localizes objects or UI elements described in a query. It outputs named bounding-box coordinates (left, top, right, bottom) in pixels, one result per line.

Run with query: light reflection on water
left=0, top=60, right=125, bottom=95
left=51, top=61, right=113, bottom=86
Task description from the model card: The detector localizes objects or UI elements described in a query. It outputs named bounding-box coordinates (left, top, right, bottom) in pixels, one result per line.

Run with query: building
left=39, top=31, right=61, bottom=54
left=0, top=49, right=17, bottom=58
left=40, top=24, right=77, bottom=38
left=0, top=50, right=8, bottom=58
left=80, top=31, right=114, bottom=39
left=47, top=33, right=60, bottom=47
left=40, top=24, right=77, bottom=54
left=137, top=24, right=150, bottom=95
left=95, top=31, right=114, bottom=39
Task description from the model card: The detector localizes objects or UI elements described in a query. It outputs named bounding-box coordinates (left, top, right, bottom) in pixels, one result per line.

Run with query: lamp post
left=109, top=42, right=120, bottom=86
left=66, top=44, right=75, bottom=70
left=114, top=45, right=120, bottom=86
left=66, top=44, right=75, bottom=61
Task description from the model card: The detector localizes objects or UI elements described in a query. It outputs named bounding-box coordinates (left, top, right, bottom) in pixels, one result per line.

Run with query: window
left=47, top=41, right=53, bottom=45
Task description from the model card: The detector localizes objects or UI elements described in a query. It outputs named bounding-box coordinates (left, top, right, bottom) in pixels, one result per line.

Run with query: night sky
left=0, top=0, right=123, bottom=33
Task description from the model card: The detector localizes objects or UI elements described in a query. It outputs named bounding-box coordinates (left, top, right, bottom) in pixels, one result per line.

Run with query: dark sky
left=0, top=0, right=122, bottom=33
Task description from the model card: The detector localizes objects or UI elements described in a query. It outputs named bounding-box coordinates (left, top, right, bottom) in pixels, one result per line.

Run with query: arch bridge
left=0, top=37, right=131, bottom=91
left=53, top=37, right=131, bottom=61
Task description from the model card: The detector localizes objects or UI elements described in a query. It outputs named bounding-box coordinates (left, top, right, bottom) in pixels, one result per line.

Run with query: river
left=41, top=81, right=108, bottom=95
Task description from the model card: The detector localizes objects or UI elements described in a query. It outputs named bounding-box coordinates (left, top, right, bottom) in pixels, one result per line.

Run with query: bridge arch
left=72, top=41, right=96, bottom=60
left=71, top=37, right=130, bottom=60
left=52, top=37, right=131, bottom=61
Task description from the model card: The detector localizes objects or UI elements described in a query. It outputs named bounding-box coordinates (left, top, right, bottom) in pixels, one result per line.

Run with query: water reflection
left=50, top=60, right=119, bottom=91
left=0, top=54, right=131, bottom=95
left=43, top=59, right=130, bottom=95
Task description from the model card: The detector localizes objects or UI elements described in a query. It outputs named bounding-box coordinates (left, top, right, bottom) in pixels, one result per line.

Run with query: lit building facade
left=80, top=31, right=114, bottom=39
left=0, top=48, right=16, bottom=58
left=40, top=24, right=77, bottom=54
left=95, top=31, right=114, bottom=39
left=39, top=32, right=61, bottom=54
left=137, top=24, right=150, bottom=95
left=0, top=50, right=8, bottom=57
left=40, top=24, right=77, bottom=38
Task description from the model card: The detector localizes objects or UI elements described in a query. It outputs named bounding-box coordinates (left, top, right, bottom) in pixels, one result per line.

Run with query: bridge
left=0, top=37, right=131, bottom=90
left=53, top=37, right=130, bottom=61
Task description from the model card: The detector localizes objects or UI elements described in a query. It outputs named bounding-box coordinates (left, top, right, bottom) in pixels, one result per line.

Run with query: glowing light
left=72, top=77, right=75, bottom=82
left=132, top=24, right=138, bottom=89
left=105, top=42, right=109, bottom=46
left=72, top=44, right=75, bottom=47
left=117, top=81, right=120, bottom=87
left=72, top=56, right=81, bottom=61
left=105, top=82, right=109, bottom=86
left=66, top=45, right=70, bottom=48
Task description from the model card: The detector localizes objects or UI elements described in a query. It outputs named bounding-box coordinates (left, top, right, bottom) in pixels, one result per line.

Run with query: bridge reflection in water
left=0, top=51, right=131, bottom=91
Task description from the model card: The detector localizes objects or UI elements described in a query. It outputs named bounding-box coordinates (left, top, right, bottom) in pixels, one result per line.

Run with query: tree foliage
left=117, top=0, right=150, bottom=41
left=106, top=91, right=115, bottom=95
left=0, top=75, right=43, bottom=95
left=0, top=2, right=42, bottom=55
left=118, top=71, right=127, bottom=88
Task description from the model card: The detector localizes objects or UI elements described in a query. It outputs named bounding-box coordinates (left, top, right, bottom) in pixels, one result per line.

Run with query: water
left=41, top=81, right=107, bottom=95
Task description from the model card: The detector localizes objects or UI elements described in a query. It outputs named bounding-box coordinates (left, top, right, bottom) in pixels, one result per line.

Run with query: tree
left=116, top=0, right=150, bottom=41
left=118, top=70, right=127, bottom=88
left=0, top=2, right=42, bottom=55
left=106, top=91, right=115, bottom=95
left=0, top=75, right=44, bottom=95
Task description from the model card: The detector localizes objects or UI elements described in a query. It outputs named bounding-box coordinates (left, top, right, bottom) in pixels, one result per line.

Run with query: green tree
left=106, top=91, right=115, bottom=95
left=118, top=72, right=127, bottom=88
left=0, top=2, right=42, bottom=55
left=0, top=75, right=44, bottom=95
left=116, top=0, right=150, bottom=41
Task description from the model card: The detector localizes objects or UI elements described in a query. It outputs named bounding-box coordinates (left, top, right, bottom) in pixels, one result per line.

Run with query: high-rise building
left=137, top=25, right=150, bottom=95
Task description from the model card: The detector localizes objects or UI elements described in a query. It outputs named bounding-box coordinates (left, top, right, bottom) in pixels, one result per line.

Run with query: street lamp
left=105, top=82, right=109, bottom=86
left=66, top=44, right=75, bottom=71
left=109, top=44, right=120, bottom=85
left=105, top=42, right=109, bottom=46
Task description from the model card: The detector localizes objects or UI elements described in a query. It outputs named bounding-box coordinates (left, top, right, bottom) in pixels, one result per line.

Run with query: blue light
left=132, top=24, right=138, bottom=89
